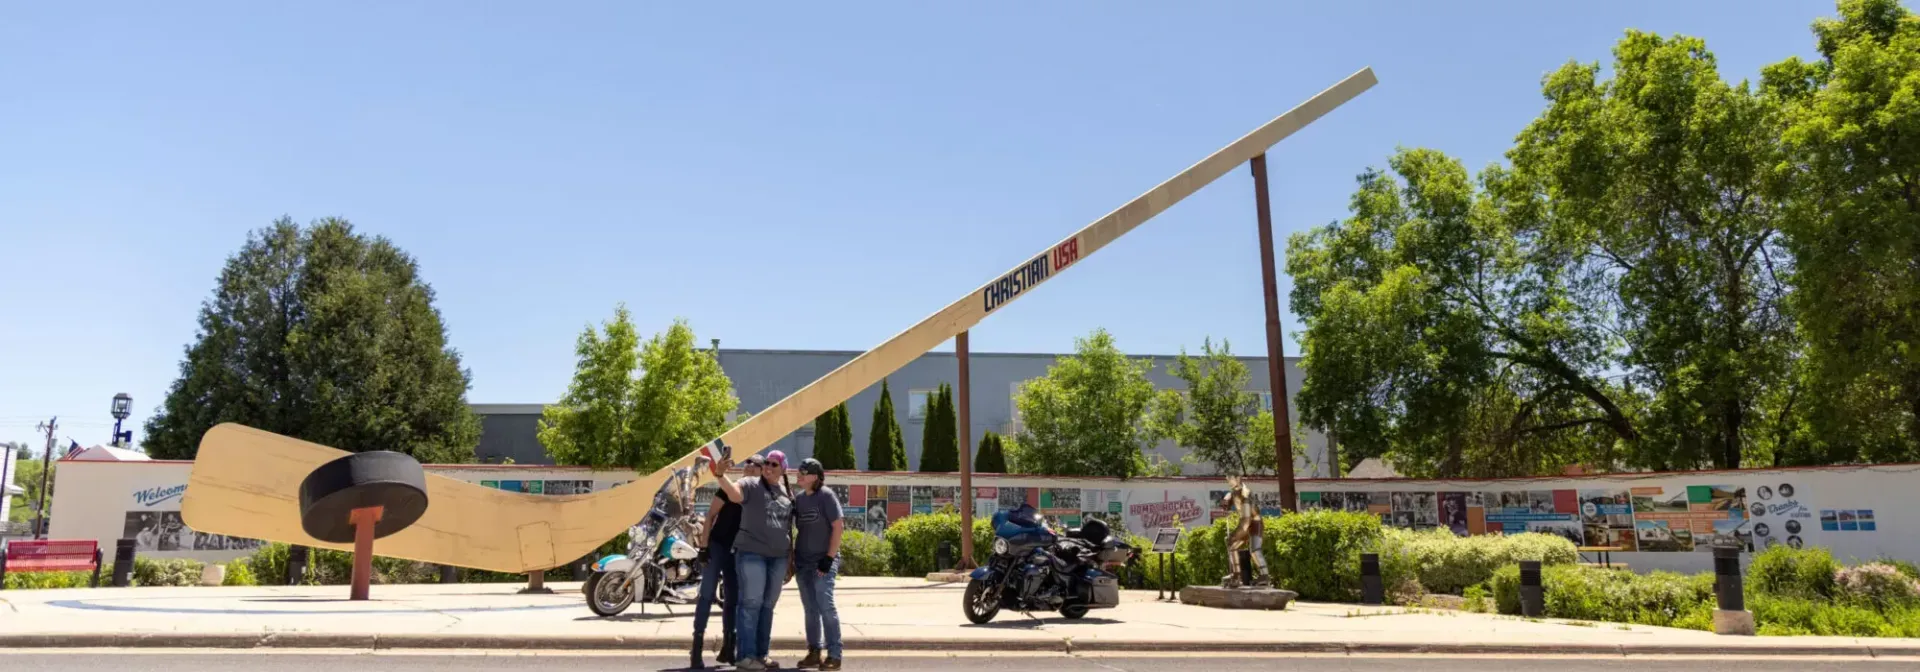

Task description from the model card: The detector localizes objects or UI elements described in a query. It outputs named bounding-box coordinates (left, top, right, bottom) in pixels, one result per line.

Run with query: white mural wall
left=49, top=459, right=1920, bottom=574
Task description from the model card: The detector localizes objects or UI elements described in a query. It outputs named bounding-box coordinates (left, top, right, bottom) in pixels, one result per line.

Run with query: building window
left=908, top=389, right=936, bottom=421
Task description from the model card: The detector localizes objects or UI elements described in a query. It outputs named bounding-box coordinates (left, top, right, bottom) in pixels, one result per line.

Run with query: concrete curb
left=2, top=632, right=1916, bottom=657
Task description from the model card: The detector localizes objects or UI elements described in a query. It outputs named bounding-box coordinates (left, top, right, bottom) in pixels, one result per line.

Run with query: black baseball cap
left=799, top=458, right=825, bottom=477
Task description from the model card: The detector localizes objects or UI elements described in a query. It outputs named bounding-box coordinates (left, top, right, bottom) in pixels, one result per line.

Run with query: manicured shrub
left=1267, top=509, right=1407, bottom=602
left=1386, top=527, right=1577, bottom=595
left=1490, top=563, right=1714, bottom=629
left=1152, top=511, right=1417, bottom=603
left=882, top=510, right=993, bottom=577
left=838, top=530, right=893, bottom=577
left=2, top=570, right=92, bottom=589
left=132, top=557, right=206, bottom=587
left=1748, top=543, right=1838, bottom=600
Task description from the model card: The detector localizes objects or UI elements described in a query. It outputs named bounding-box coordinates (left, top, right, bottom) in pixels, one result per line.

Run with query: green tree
left=1763, top=0, right=1920, bottom=461
left=539, top=309, right=744, bottom=472
left=919, top=383, right=959, bottom=472
left=1006, top=328, right=1162, bottom=478
left=142, top=217, right=480, bottom=463
left=7, top=450, right=52, bottom=526
left=812, top=402, right=857, bottom=470
left=1509, top=29, right=1795, bottom=470
left=538, top=305, right=642, bottom=469
left=867, top=379, right=907, bottom=471
left=1287, top=149, right=1636, bottom=478
left=974, top=431, right=1008, bottom=473
left=1146, top=339, right=1278, bottom=477
left=630, top=319, right=744, bottom=471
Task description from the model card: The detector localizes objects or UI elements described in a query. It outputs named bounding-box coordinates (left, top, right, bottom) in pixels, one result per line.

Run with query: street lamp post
left=110, top=393, right=132, bottom=448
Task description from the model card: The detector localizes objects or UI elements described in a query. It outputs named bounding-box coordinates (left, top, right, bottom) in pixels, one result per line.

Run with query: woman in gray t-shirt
left=710, top=450, right=794, bottom=671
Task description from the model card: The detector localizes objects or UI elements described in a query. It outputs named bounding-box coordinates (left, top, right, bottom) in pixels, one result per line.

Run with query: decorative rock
left=1178, top=585, right=1297, bottom=610
left=925, top=571, right=968, bottom=584
left=200, top=563, right=225, bottom=586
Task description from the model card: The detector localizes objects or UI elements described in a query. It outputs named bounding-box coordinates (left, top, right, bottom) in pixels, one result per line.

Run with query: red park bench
left=0, top=539, right=104, bottom=589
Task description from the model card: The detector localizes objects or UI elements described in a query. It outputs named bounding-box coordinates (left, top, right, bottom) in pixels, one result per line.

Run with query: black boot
left=717, top=634, right=735, bottom=665
left=691, top=643, right=706, bottom=669
left=797, top=648, right=822, bottom=669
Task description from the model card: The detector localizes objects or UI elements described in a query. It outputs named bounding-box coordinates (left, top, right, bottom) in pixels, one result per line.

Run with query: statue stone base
left=1178, top=585, right=1297, bottom=610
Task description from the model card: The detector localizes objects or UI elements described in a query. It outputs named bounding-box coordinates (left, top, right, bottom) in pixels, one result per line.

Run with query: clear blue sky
left=0, top=1, right=1836, bottom=451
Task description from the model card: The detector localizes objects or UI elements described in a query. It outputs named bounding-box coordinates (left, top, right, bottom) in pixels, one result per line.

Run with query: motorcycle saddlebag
left=1089, top=574, right=1120, bottom=609
left=1096, top=543, right=1132, bottom=565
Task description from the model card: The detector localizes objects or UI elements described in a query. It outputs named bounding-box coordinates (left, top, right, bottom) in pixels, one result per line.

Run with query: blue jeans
left=795, top=555, right=843, bottom=658
left=734, top=549, right=788, bottom=661
left=692, top=542, right=737, bottom=655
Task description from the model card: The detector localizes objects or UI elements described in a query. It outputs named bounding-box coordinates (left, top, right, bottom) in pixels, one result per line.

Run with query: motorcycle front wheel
left=585, top=570, right=635, bottom=617
left=963, top=577, right=1000, bottom=624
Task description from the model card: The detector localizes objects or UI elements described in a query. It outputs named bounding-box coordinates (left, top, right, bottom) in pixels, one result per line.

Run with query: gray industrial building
left=472, top=347, right=1336, bottom=477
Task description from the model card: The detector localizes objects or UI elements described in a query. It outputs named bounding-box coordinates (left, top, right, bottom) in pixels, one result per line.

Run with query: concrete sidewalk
left=2, top=578, right=1917, bottom=658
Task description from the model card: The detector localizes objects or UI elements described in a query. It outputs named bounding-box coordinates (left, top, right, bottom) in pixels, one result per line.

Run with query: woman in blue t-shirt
left=709, top=450, right=794, bottom=672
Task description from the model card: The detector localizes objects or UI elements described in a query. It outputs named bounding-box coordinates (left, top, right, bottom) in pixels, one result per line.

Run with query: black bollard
left=287, top=545, right=309, bottom=586
left=936, top=539, right=954, bottom=572
left=1359, top=553, right=1384, bottom=605
left=1239, top=550, right=1253, bottom=586
left=1710, top=544, right=1755, bottom=635
left=1713, top=545, right=1744, bottom=611
left=89, top=547, right=104, bottom=588
left=439, top=564, right=458, bottom=584
left=1518, top=560, right=1544, bottom=618
left=112, top=539, right=135, bottom=587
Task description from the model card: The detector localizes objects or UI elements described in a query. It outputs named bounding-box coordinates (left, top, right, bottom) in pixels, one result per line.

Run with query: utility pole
left=1, top=441, right=15, bottom=529
left=34, top=417, right=57, bottom=539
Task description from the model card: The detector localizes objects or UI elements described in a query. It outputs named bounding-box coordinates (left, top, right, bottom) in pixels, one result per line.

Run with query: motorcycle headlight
left=993, top=538, right=1009, bottom=555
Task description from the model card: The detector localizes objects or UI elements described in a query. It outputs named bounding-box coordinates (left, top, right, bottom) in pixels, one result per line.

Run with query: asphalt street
left=2, top=651, right=1914, bottom=671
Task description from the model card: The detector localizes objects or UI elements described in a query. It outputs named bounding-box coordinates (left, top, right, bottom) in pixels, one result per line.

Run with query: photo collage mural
left=454, top=471, right=1855, bottom=554
left=1300, top=478, right=1831, bottom=552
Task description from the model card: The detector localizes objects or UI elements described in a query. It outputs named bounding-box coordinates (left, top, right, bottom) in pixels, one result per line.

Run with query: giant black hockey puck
left=298, top=451, right=430, bottom=544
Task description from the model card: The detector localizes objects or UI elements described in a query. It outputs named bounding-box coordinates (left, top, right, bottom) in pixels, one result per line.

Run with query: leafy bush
left=1748, top=544, right=1838, bottom=600
left=132, top=558, right=206, bottom=587
left=222, top=559, right=257, bottom=586
left=2, top=570, right=93, bottom=589
left=881, top=510, right=993, bottom=577
left=1484, top=544, right=1920, bottom=638
left=1386, top=527, right=1577, bottom=595
left=1267, top=509, right=1410, bottom=602
left=247, top=542, right=294, bottom=585
left=837, top=530, right=892, bottom=577
left=1490, top=564, right=1714, bottom=629
left=1135, top=511, right=1417, bottom=602
left=1462, top=583, right=1491, bottom=612
left=1836, top=563, right=1920, bottom=608
left=1750, top=594, right=1905, bottom=637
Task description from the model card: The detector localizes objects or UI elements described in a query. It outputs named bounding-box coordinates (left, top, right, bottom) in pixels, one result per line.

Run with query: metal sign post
left=1152, top=527, right=1181, bottom=601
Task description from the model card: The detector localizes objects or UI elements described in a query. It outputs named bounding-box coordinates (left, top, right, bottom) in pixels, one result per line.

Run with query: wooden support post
left=1250, top=154, right=1298, bottom=512
left=348, top=506, right=384, bottom=601
left=956, top=331, right=976, bottom=570
left=521, top=570, right=552, bottom=594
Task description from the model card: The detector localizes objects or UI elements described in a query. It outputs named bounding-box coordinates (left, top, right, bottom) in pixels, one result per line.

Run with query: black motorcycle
left=963, top=505, right=1133, bottom=623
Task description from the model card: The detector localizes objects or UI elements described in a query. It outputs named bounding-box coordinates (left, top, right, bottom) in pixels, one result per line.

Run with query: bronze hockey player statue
left=1219, top=475, right=1273, bottom=589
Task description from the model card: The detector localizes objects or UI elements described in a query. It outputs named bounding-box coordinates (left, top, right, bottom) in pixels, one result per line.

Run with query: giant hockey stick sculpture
left=181, top=67, right=1377, bottom=573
